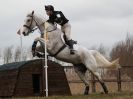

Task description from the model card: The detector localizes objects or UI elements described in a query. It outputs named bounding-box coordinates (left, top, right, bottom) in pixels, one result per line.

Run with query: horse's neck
left=46, top=24, right=63, bottom=44
left=34, top=14, right=62, bottom=39
left=44, top=24, right=65, bottom=53
left=34, top=14, right=46, bottom=33
left=34, top=14, right=65, bottom=53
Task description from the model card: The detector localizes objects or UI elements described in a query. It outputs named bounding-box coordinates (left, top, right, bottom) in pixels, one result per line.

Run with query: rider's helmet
left=45, top=5, right=54, bottom=11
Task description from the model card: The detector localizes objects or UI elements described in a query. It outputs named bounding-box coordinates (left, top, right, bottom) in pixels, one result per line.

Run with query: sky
left=0, top=0, right=133, bottom=49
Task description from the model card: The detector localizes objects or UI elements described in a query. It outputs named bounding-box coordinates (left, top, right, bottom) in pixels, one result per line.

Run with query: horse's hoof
left=105, top=92, right=108, bottom=94
left=105, top=91, right=108, bottom=94
left=84, top=86, right=89, bottom=95
left=100, top=92, right=104, bottom=94
left=84, top=92, right=89, bottom=95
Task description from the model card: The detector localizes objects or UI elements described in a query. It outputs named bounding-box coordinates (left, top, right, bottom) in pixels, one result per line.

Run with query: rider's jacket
left=47, top=11, right=69, bottom=26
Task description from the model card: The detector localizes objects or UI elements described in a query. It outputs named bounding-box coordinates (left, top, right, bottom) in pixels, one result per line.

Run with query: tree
left=3, top=46, right=13, bottom=64
left=90, top=44, right=109, bottom=59
left=110, top=33, right=133, bottom=66
left=14, top=46, right=33, bottom=62
left=110, top=33, right=133, bottom=79
left=14, top=47, right=21, bottom=62
left=22, top=48, right=28, bottom=61
left=27, top=47, right=34, bottom=60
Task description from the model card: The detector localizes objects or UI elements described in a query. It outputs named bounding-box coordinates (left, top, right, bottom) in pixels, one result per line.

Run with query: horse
left=19, top=11, right=120, bottom=95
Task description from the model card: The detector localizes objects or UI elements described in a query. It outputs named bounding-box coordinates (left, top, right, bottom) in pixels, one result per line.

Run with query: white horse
left=19, top=11, right=120, bottom=95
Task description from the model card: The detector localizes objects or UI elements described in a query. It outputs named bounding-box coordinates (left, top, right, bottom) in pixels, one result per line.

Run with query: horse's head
left=20, top=11, right=46, bottom=36
left=20, top=11, right=36, bottom=36
left=19, top=10, right=58, bottom=37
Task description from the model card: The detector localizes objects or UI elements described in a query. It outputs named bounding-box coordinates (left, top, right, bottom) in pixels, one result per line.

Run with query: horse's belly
left=54, top=45, right=84, bottom=64
left=56, top=54, right=81, bottom=64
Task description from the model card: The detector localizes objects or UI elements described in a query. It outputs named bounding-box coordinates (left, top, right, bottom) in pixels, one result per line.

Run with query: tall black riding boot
left=67, top=40, right=75, bottom=54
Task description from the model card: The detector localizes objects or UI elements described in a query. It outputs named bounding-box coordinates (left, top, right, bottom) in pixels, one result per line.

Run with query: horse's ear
left=32, top=11, right=34, bottom=15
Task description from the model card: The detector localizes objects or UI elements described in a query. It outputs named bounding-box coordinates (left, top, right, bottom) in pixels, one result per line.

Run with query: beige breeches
left=61, top=22, right=71, bottom=40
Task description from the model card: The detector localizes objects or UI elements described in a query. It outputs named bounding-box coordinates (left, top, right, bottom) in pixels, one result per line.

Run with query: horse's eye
left=27, top=19, right=30, bottom=22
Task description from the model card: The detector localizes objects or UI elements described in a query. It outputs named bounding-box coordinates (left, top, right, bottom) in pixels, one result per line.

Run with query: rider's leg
left=61, top=23, right=75, bottom=54
left=61, top=23, right=71, bottom=40
left=67, top=40, right=75, bottom=54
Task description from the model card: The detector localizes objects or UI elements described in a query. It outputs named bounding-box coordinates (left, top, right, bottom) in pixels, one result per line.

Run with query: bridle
left=23, top=14, right=39, bottom=34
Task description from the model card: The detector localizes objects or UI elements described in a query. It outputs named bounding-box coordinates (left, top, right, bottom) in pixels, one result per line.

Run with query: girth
left=49, top=44, right=66, bottom=57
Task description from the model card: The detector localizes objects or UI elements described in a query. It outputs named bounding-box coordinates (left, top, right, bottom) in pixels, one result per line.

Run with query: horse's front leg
left=34, top=37, right=45, bottom=45
left=32, top=37, right=45, bottom=57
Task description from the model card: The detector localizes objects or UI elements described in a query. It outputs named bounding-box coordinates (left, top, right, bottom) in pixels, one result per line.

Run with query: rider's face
left=46, top=10, right=53, bottom=16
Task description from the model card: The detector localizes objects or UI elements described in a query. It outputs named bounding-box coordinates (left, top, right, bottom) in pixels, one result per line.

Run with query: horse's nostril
left=23, top=32, right=26, bottom=36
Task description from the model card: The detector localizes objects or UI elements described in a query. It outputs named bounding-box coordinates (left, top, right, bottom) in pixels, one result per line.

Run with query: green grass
left=13, top=92, right=133, bottom=99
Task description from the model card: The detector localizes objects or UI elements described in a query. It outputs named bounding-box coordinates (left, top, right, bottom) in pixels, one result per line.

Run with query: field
left=13, top=92, right=133, bottom=99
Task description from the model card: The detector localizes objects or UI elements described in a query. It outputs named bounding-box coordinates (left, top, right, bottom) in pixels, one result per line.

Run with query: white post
left=20, top=33, right=23, bottom=61
left=17, top=29, right=23, bottom=61
left=44, top=24, right=48, bottom=97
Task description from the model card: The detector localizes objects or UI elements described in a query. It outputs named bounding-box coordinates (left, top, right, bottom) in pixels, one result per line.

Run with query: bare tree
left=110, top=33, right=133, bottom=79
left=27, top=46, right=34, bottom=60
left=22, top=48, right=28, bottom=61
left=14, top=47, right=21, bottom=62
left=3, top=46, right=13, bottom=64
left=98, top=44, right=109, bottom=57
left=90, top=44, right=109, bottom=58
left=2, top=46, right=35, bottom=64
left=14, top=46, right=33, bottom=62
left=110, top=33, right=133, bottom=66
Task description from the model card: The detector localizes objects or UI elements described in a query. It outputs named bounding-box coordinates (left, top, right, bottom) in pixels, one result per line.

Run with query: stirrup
left=71, top=40, right=77, bottom=44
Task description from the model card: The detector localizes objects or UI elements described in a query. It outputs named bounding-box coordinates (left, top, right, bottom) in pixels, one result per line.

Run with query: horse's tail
left=92, top=50, right=121, bottom=69
left=109, top=58, right=121, bottom=69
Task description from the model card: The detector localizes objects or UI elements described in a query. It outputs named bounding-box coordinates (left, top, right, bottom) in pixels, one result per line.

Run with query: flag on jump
left=17, top=29, right=21, bottom=35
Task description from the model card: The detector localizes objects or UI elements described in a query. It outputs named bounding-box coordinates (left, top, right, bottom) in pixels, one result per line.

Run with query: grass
left=13, top=92, right=133, bottom=99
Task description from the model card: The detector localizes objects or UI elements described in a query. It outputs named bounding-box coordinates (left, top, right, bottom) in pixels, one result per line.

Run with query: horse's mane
left=27, top=11, right=47, bottom=23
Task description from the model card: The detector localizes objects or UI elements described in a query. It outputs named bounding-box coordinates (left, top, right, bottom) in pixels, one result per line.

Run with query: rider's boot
left=67, top=39, right=75, bottom=54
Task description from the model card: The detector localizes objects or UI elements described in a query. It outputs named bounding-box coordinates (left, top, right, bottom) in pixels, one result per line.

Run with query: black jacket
left=47, top=11, right=69, bottom=26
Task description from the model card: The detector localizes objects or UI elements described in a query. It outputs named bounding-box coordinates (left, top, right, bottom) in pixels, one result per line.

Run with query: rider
left=45, top=5, right=75, bottom=54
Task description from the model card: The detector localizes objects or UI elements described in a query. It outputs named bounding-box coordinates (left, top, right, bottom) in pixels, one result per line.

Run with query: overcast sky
left=0, top=0, right=133, bottom=49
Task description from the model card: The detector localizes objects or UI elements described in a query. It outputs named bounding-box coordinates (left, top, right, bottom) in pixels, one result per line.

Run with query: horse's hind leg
left=74, top=65, right=89, bottom=95
left=83, top=51, right=108, bottom=94
left=92, top=71, right=108, bottom=94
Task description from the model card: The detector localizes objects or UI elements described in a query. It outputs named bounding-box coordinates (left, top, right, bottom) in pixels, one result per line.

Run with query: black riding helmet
left=45, top=5, right=54, bottom=11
